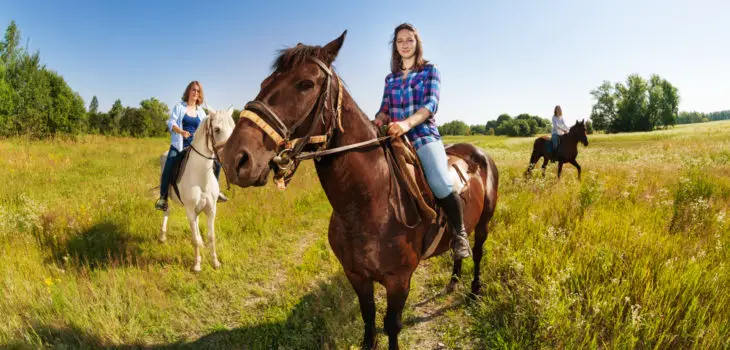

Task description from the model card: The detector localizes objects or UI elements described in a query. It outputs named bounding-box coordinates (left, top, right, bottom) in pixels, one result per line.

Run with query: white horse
left=159, top=106, right=236, bottom=272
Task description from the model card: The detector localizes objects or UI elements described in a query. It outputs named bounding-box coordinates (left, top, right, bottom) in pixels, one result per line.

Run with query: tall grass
left=0, top=121, right=728, bottom=349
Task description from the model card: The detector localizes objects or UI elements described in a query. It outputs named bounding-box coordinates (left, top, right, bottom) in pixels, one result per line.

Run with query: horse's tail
left=530, top=137, right=547, bottom=164
left=479, top=150, right=498, bottom=223
left=474, top=148, right=498, bottom=264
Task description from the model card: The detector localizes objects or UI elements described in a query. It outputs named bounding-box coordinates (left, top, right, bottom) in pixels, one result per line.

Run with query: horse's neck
left=314, top=92, right=389, bottom=210
left=564, top=130, right=577, bottom=143
left=188, top=124, right=214, bottom=165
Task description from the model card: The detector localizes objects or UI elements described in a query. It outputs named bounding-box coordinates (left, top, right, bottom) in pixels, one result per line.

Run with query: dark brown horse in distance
left=526, top=120, right=588, bottom=179
left=219, top=31, right=498, bottom=349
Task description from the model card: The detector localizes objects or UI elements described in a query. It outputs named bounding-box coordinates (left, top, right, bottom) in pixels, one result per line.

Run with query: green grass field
left=1, top=121, right=728, bottom=349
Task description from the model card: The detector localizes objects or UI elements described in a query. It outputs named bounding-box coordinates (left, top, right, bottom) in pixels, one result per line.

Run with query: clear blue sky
left=2, top=0, right=728, bottom=126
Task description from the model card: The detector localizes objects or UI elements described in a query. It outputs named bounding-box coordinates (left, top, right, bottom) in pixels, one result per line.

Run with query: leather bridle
left=234, top=56, right=392, bottom=190
left=236, top=56, right=345, bottom=189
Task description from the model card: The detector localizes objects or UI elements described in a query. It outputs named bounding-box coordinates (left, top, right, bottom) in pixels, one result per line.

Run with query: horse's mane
left=272, top=44, right=332, bottom=72
left=569, top=121, right=585, bottom=133
left=271, top=43, right=377, bottom=135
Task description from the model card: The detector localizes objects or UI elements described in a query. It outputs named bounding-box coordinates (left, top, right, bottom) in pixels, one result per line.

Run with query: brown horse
left=219, top=31, right=498, bottom=349
left=525, top=120, right=588, bottom=179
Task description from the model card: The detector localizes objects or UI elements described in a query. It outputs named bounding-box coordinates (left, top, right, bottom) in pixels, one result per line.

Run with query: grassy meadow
left=0, top=121, right=728, bottom=349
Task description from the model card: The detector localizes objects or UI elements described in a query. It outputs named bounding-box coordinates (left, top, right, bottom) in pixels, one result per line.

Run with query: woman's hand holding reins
left=387, top=120, right=412, bottom=138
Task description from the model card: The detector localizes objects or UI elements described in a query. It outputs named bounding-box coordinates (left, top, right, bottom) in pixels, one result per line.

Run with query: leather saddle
left=384, top=137, right=475, bottom=259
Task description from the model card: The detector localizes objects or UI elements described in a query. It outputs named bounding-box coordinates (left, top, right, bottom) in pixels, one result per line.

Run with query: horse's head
left=220, top=31, right=347, bottom=187
left=203, top=105, right=236, bottom=152
left=570, top=119, right=589, bottom=147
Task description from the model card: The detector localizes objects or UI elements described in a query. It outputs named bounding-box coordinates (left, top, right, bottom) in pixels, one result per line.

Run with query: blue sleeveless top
left=182, top=113, right=200, bottom=148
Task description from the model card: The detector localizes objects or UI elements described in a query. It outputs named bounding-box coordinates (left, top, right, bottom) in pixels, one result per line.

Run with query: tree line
left=676, top=110, right=730, bottom=124
left=0, top=21, right=169, bottom=138
left=439, top=114, right=563, bottom=137
left=589, top=74, right=681, bottom=133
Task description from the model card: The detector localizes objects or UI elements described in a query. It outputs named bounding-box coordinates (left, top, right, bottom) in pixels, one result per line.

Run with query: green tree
left=107, top=99, right=124, bottom=135
left=89, top=96, right=99, bottom=114
left=438, top=120, right=470, bottom=135
left=0, top=64, right=15, bottom=135
left=647, top=75, right=664, bottom=129
left=585, top=120, right=594, bottom=134
left=45, top=69, right=86, bottom=134
left=0, top=20, right=20, bottom=64
left=614, top=74, right=649, bottom=132
left=660, top=79, right=679, bottom=127
left=470, top=124, right=486, bottom=135
left=138, top=97, right=169, bottom=137
left=496, top=113, right=512, bottom=125
left=589, top=80, right=616, bottom=132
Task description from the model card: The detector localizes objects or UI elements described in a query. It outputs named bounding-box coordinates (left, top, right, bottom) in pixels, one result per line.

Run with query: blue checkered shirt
left=378, top=64, right=441, bottom=150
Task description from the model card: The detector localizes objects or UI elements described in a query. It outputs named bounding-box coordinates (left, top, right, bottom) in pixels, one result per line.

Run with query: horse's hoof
left=470, top=281, right=482, bottom=298
left=193, top=264, right=202, bottom=273
left=213, top=260, right=221, bottom=269
left=445, top=281, right=458, bottom=294
left=158, top=234, right=167, bottom=243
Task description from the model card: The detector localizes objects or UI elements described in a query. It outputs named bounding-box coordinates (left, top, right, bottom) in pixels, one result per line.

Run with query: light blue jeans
left=416, top=140, right=453, bottom=199
left=551, top=133, right=559, bottom=150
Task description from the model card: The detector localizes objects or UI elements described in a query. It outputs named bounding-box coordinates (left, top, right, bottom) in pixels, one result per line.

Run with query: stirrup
left=451, top=235, right=472, bottom=260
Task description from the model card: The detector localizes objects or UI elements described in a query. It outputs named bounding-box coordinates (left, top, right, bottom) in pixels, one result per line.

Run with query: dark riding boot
left=156, top=147, right=179, bottom=211
left=439, top=191, right=472, bottom=260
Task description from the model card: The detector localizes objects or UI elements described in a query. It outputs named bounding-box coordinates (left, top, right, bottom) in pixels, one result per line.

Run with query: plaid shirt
left=378, top=64, right=441, bottom=150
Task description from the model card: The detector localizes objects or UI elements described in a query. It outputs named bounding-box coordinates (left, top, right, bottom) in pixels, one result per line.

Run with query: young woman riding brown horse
left=526, top=119, right=589, bottom=179
left=219, top=31, right=498, bottom=350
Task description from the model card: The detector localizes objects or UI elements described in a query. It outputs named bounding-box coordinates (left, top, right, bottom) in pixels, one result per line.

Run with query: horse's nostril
left=238, top=152, right=249, bottom=169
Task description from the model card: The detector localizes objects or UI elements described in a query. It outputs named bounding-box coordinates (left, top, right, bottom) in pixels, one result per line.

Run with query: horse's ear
left=322, top=30, right=347, bottom=65
left=205, top=102, right=215, bottom=113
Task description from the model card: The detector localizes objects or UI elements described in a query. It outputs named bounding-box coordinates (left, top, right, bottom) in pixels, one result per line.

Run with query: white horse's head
left=200, top=104, right=236, bottom=151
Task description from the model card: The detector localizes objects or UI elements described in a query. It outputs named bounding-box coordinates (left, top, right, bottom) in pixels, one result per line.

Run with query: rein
left=191, top=116, right=232, bottom=190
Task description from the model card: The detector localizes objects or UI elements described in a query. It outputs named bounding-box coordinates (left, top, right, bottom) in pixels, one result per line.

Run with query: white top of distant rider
left=552, top=115, right=569, bottom=135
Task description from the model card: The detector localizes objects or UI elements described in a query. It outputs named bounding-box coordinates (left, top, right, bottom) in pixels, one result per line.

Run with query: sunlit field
left=1, top=121, right=728, bottom=349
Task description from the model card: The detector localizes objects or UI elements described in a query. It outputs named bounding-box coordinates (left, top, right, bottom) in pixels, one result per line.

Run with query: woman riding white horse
left=159, top=106, right=236, bottom=272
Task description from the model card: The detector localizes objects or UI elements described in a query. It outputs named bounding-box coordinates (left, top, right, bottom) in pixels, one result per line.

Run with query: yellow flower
left=44, top=277, right=54, bottom=286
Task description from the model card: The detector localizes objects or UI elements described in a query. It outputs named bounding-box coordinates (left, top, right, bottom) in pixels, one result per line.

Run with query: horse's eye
left=297, top=80, right=315, bottom=90
left=214, top=127, right=220, bottom=133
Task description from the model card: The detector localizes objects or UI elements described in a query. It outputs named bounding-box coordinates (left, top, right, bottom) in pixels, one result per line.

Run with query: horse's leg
left=525, top=151, right=540, bottom=177
left=541, top=157, right=549, bottom=177
left=447, top=260, right=462, bottom=292
left=345, top=270, right=377, bottom=349
left=557, top=161, right=564, bottom=178
left=186, top=207, right=203, bottom=272
left=570, top=159, right=582, bottom=180
left=471, top=215, right=490, bottom=296
left=159, top=208, right=169, bottom=242
left=383, top=273, right=412, bottom=350
left=205, top=206, right=221, bottom=269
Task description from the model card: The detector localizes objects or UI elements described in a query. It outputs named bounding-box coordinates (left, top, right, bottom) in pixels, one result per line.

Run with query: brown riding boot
left=439, top=191, right=472, bottom=260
